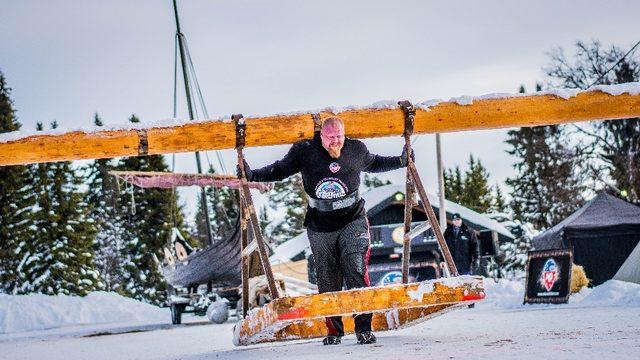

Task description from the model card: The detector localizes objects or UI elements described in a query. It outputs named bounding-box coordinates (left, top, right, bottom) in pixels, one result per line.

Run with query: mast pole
left=172, top=0, right=215, bottom=246
left=436, top=133, right=446, bottom=230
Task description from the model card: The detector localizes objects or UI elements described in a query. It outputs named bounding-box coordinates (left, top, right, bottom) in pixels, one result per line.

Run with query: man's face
left=320, top=123, right=345, bottom=159
left=453, top=218, right=462, bottom=227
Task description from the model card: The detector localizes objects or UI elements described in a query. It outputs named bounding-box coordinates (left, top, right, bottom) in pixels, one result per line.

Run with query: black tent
left=533, top=193, right=640, bottom=286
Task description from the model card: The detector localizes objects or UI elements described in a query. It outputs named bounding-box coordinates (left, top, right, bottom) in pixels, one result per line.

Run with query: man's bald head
left=320, top=117, right=345, bottom=159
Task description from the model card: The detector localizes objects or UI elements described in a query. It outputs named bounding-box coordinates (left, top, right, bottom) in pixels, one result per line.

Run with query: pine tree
left=545, top=40, right=640, bottom=203
left=363, top=174, right=391, bottom=190
left=0, top=72, right=35, bottom=294
left=259, top=205, right=270, bottom=235
left=116, top=114, right=185, bottom=304
left=491, top=184, right=507, bottom=213
left=268, top=173, right=306, bottom=245
left=84, top=113, right=127, bottom=292
left=506, top=85, right=584, bottom=230
left=461, top=155, right=493, bottom=213
left=496, top=219, right=534, bottom=280
left=20, top=122, right=98, bottom=295
left=444, top=156, right=493, bottom=213
left=444, top=166, right=464, bottom=204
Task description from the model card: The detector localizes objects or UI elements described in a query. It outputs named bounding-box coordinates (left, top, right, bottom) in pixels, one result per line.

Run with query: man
left=239, top=117, right=412, bottom=345
left=443, top=213, right=479, bottom=275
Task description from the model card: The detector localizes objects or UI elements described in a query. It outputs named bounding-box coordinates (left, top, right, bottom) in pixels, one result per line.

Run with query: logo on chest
left=315, top=178, right=348, bottom=199
left=329, top=162, right=341, bottom=173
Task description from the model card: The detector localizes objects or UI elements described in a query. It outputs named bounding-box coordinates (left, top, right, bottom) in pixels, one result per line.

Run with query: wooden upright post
left=234, top=114, right=279, bottom=300
left=239, top=197, right=250, bottom=317
left=408, top=162, right=459, bottom=277
left=399, top=101, right=416, bottom=284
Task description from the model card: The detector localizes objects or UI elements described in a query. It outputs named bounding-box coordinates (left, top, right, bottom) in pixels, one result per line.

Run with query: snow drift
left=2, top=278, right=639, bottom=335
left=478, top=278, right=640, bottom=310
left=0, top=292, right=166, bottom=334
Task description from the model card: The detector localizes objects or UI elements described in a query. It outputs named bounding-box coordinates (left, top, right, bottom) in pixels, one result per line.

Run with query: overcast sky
left=2, top=0, right=639, bottom=218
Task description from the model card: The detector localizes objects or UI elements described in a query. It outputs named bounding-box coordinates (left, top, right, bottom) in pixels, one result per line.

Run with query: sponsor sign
left=524, top=249, right=573, bottom=304
left=379, top=271, right=404, bottom=285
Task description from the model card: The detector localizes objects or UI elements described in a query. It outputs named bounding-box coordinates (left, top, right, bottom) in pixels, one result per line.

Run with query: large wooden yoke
left=1, top=88, right=639, bottom=166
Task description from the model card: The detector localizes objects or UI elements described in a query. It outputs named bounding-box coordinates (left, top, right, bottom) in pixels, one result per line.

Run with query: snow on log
left=1, top=84, right=640, bottom=166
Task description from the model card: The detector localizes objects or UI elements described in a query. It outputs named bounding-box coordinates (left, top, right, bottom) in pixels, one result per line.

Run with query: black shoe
left=356, top=331, right=377, bottom=345
left=322, top=335, right=342, bottom=345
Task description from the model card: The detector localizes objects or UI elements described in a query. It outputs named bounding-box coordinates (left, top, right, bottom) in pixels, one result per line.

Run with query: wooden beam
left=233, top=276, right=485, bottom=346
left=1, top=89, right=639, bottom=166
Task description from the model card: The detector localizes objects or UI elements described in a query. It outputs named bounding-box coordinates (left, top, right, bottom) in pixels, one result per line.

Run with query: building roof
left=270, top=184, right=515, bottom=263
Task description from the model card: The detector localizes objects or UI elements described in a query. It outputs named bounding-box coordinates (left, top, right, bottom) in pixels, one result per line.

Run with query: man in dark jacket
left=239, top=116, right=412, bottom=345
left=443, top=213, right=479, bottom=275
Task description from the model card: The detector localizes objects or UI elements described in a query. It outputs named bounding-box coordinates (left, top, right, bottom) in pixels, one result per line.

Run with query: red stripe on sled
left=462, top=292, right=485, bottom=301
left=278, top=307, right=310, bottom=320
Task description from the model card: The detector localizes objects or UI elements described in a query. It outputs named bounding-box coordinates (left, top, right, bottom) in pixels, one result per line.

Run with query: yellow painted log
left=233, top=276, right=484, bottom=346
left=1, top=89, right=639, bottom=166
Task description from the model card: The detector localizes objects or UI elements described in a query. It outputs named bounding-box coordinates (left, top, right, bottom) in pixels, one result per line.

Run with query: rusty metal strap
left=397, top=100, right=415, bottom=137
left=136, top=129, right=149, bottom=155
left=311, top=113, right=322, bottom=132
left=233, top=114, right=246, bottom=149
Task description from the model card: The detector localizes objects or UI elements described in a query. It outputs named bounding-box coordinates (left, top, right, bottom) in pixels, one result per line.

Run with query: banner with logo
left=524, top=249, right=573, bottom=304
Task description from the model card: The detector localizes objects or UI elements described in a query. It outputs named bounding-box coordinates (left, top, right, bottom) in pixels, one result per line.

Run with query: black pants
left=307, top=215, right=372, bottom=335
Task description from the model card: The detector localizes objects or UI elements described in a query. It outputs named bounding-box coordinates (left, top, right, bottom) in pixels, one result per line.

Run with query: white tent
left=614, top=241, right=640, bottom=284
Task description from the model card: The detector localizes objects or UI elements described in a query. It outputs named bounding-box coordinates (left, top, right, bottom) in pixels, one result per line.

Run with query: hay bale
left=571, top=264, right=590, bottom=293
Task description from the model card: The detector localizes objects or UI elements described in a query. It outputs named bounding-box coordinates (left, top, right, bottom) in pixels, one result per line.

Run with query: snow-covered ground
left=1, top=279, right=639, bottom=359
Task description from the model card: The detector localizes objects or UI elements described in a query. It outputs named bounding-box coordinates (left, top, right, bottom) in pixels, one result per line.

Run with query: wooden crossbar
left=1, top=89, right=639, bottom=166
left=404, top=221, right=432, bottom=241
left=241, top=240, right=258, bottom=258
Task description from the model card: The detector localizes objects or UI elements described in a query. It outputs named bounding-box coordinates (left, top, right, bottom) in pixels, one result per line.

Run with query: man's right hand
left=236, top=159, right=253, bottom=181
left=400, top=145, right=415, bottom=167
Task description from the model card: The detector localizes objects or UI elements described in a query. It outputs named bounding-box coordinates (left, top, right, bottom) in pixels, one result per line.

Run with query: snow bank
left=476, top=277, right=640, bottom=310
left=0, top=292, right=167, bottom=334
left=475, top=278, right=525, bottom=310
left=576, top=280, right=640, bottom=307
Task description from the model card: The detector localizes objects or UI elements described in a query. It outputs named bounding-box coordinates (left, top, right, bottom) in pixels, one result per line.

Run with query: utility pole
left=172, top=0, right=214, bottom=246
left=436, top=133, right=446, bottom=231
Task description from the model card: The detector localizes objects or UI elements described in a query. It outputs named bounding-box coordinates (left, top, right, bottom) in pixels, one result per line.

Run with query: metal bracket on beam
left=233, top=114, right=246, bottom=149
left=311, top=113, right=322, bottom=133
left=398, top=100, right=415, bottom=138
left=136, top=129, right=149, bottom=156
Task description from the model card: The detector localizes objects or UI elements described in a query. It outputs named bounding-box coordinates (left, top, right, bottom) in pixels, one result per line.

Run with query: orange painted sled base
left=233, top=275, right=485, bottom=346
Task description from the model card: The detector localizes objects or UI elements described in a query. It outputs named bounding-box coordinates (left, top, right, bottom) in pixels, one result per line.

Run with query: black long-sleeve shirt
left=251, top=132, right=404, bottom=232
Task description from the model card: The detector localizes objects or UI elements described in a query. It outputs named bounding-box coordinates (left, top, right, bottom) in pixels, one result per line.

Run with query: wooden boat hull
left=162, top=224, right=243, bottom=289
